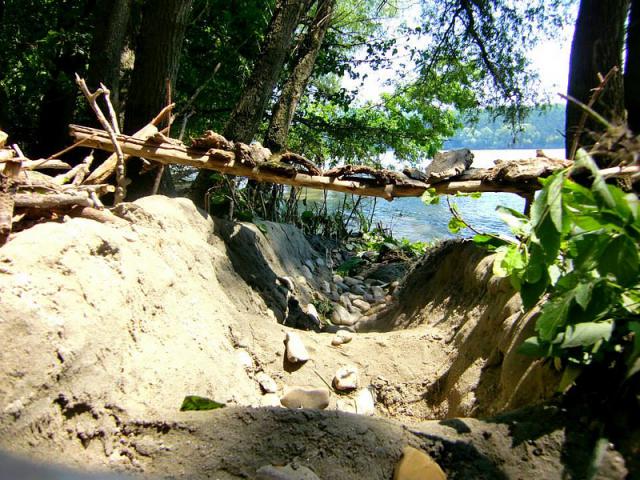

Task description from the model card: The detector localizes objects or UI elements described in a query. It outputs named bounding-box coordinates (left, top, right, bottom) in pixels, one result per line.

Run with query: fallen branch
left=14, top=192, right=93, bottom=209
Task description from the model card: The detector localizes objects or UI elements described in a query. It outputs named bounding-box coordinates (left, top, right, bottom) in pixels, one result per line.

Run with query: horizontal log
left=15, top=192, right=93, bottom=209
left=69, top=124, right=545, bottom=200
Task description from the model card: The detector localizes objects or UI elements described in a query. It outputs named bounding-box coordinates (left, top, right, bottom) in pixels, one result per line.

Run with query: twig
left=75, top=74, right=127, bottom=204
left=566, top=67, right=618, bottom=160
left=152, top=78, right=173, bottom=195
left=47, top=137, right=93, bottom=159
left=446, top=196, right=483, bottom=236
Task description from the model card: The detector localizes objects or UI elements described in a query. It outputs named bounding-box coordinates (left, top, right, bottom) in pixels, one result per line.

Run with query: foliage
left=180, top=395, right=225, bottom=411
left=357, top=229, right=430, bottom=257
left=485, top=151, right=640, bottom=387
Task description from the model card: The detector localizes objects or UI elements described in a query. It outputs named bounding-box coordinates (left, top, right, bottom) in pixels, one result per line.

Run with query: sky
left=343, top=4, right=577, bottom=104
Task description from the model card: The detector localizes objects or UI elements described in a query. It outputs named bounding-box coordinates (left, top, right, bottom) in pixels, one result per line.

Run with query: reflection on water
left=300, top=149, right=564, bottom=242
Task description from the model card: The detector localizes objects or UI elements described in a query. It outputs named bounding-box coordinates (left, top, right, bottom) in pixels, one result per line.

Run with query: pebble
left=363, top=293, right=375, bottom=303
left=351, top=284, right=367, bottom=296
left=280, top=386, right=330, bottom=409
left=354, top=387, right=376, bottom=415
left=365, top=278, right=384, bottom=286
left=336, top=282, right=349, bottom=293
left=393, top=446, right=446, bottom=480
left=332, top=274, right=343, bottom=283
left=333, top=366, right=359, bottom=391
left=329, top=291, right=340, bottom=302
left=354, top=275, right=365, bottom=281
left=331, top=330, right=354, bottom=346
left=304, top=259, right=316, bottom=272
left=352, top=299, right=371, bottom=311
left=343, top=276, right=362, bottom=287
left=285, top=332, right=309, bottom=363
left=371, top=285, right=385, bottom=300
left=256, top=372, right=278, bottom=393
left=300, top=265, right=314, bottom=281
left=331, top=304, right=358, bottom=326
left=315, top=257, right=325, bottom=268
left=321, top=281, right=331, bottom=294
left=257, top=463, right=321, bottom=480
left=339, top=293, right=353, bottom=310
left=236, top=349, right=253, bottom=369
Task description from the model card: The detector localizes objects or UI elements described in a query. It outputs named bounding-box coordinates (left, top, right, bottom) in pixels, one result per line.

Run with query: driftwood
left=276, top=152, right=322, bottom=176
left=191, top=130, right=233, bottom=151
left=0, top=161, right=21, bottom=244
left=424, top=149, right=474, bottom=182
left=14, top=192, right=94, bottom=209
left=69, top=124, right=570, bottom=200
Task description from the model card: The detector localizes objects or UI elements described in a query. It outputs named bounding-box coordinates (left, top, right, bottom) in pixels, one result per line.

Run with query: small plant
left=483, top=150, right=640, bottom=389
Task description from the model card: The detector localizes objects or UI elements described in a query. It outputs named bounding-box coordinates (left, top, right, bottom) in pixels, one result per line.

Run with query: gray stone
left=333, top=366, right=358, bottom=391
left=351, top=284, right=367, bottom=296
left=363, top=293, right=375, bottom=303
left=280, top=386, right=330, bottom=409
left=321, top=281, right=331, bottom=294
left=304, top=303, right=320, bottom=325
left=304, top=259, right=316, bottom=272
left=256, top=463, right=321, bottom=480
left=371, top=285, right=385, bottom=300
left=335, top=282, right=349, bottom=293
left=315, top=257, right=325, bottom=268
left=300, top=265, right=313, bottom=281
left=285, top=331, right=309, bottom=363
left=339, top=293, right=352, bottom=309
left=343, top=276, right=362, bottom=287
left=329, top=291, right=340, bottom=302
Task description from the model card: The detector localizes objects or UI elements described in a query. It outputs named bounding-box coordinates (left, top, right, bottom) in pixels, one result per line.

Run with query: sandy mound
left=0, top=196, right=628, bottom=478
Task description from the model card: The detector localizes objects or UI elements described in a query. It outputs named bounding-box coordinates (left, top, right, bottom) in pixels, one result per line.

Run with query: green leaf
left=421, top=188, right=440, bottom=205
left=546, top=172, right=564, bottom=232
left=557, top=365, right=582, bottom=393
left=520, top=274, right=549, bottom=310
left=448, top=216, right=466, bottom=234
left=180, top=396, right=225, bottom=411
left=496, top=206, right=529, bottom=236
left=597, top=235, right=640, bottom=286
left=517, top=336, right=548, bottom=357
left=626, top=322, right=640, bottom=380
left=472, top=234, right=509, bottom=251
left=573, top=282, right=594, bottom=310
left=255, top=223, right=268, bottom=235
left=536, top=294, right=571, bottom=341
left=560, top=321, right=613, bottom=349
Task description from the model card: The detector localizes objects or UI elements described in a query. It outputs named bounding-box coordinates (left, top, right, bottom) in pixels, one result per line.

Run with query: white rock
left=333, top=366, right=358, bottom=391
left=280, top=386, right=330, bottom=409
left=335, top=398, right=356, bottom=414
left=260, top=393, right=282, bottom=408
left=278, top=276, right=295, bottom=291
left=331, top=330, right=354, bottom=346
left=236, top=349, right=253, bottom=369
left=332, top=274, right=343, bottom=283
left=304, top=304, right=320, bottom=324
left=354, top=387, right=376, bottom=415
left=285, top=332, right=309, bottom=363
left=256, top=372, right=278, bottom=393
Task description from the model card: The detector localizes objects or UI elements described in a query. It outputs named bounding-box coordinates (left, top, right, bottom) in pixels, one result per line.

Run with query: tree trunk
left=565, top=0, right=629, bottom=158
left=87, top=0, right=132, bottom=112
left=222, top=0, right=311, bottom=142
left=191, top=0, right=310, bottom=207
left=123, top=0, right=193, bottom=200
left=264, top=0, right=335, bottom=152
left=626, top=0, right=640, bottom=134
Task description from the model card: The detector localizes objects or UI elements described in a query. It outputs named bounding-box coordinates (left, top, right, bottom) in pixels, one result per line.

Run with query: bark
left=565, top=0, right=629, bottom=158
left=123, top=0, right=193, bottom=200
left=264, top=0, right=335, bottom=152
left=191, top=0, right=310, bottom=206
left=87, top=0, right=133, bottom=112
left=626, top=0, right=640, bottom=134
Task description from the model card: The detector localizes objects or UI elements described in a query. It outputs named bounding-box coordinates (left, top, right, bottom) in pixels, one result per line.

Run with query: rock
left=278, top=276, right=295, bottom=291
left=300, top=265, right=313, bottom=281
left=280, top=386, right=330, bottom=409
left=364, top=278, right=385, bottom=286
left=364, top=263, right=408, bottom=283
left=329, top=291, right=340, bottom=302
left=260, top=393, right=282, bottom=408
left=354, top=387, right=376, bottom=415
left=371, top=285, right=385, bottom=300
left=335, top=282, right=349, bottom=293
left=236, top=349, right=253, bottom=369
left=393, top=446, right=447, bottom=480
left=352, top=299, right=371, bottom=311
left=304, top=303, right=320, bottom=325
left=331, top=330, right=354, bottom=346
left=315, top=257, right=325, bottom=268
left=256, top=372, right=278, bottom=394
left=333, top=366, right=358, bottom=391
left=331, top=304, right=358, bottom=326
left=363, top=293, right=375, bottom=303
left=321, top=281, right=331, bottom=294
left=343, top=276, right=361, bottom=287
left=339, top=293, right=353, bottom=310
left=285, top=332, right=309, bottom=363
left=351, top=284, right=367, bottom=296
left=354, top=275, right=365, bottom=281
left=256, top=463, right=321, bottom=480
left=304, top=259, right=316, bottom=272
left=335, top=398, right=356, bottom=414
left=390, top=280, right=400, bottom=291
left=332, top=274, right=343, bottom=283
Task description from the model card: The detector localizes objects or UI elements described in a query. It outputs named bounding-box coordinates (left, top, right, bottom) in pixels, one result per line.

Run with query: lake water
left=302, top=148, right=565, bottom=242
